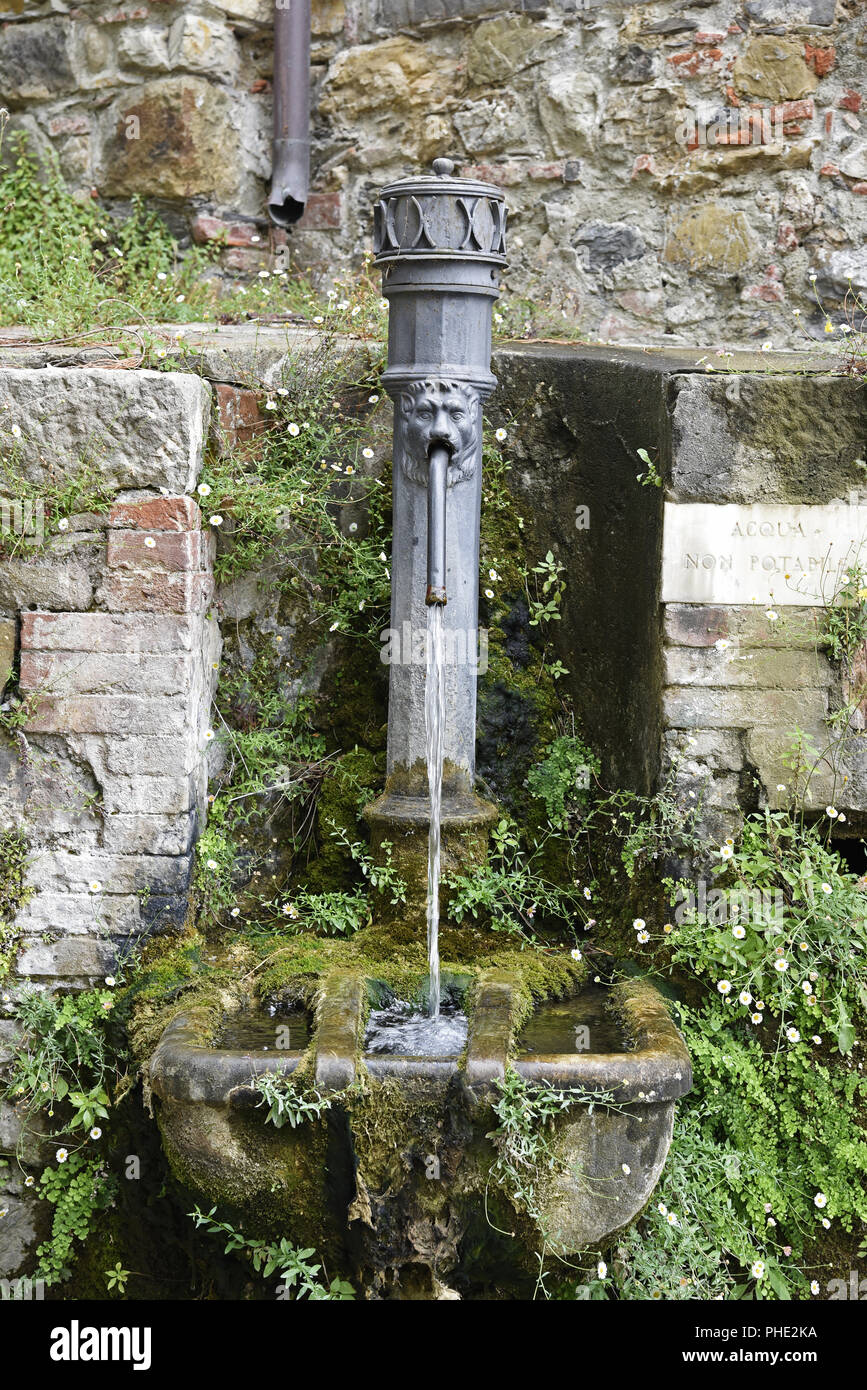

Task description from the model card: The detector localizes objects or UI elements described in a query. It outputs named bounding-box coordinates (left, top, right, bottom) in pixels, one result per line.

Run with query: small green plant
left=526, top=733, right=600, bottom=831
left=105, top=1262, right=131, bottom=1295
left=35, top=1152, right=118, bottom=1287
left=527, top=551, right=566, bottom=628
left=0, top=828, right=32, bottom=981
left=253, top=1075, right=333, bottom=1129
left=823, top=564, right=867, bottom=663
left=2, top=984, right=122, bottom=1144
left=191, top=1207, right=354, bottom=1299
left=488, top=1069, right=620, bottom=1265
left=636, top=447, right=662, bottom=488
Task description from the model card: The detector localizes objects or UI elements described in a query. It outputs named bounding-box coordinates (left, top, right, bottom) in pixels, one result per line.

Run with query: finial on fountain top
left=431, top=157, right=455, bottom=177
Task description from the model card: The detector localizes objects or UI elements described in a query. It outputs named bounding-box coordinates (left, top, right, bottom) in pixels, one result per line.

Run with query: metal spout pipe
left=425, top=443, right=449, bottom=607
left=268, top=0, right=311, bottom=228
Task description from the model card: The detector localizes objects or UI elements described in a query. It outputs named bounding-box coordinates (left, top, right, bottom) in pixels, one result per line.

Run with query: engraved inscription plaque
left=661, top=502, right=867, bottom=605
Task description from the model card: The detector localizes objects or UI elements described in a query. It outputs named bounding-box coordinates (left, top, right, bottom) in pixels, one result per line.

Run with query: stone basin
left=148, top=972, right=691, bottom=1288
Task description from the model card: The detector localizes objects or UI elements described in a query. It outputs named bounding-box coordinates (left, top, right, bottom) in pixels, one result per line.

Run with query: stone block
left=663, top=728, right=745, bottom=771
left=0, top=21, right=74, bottom=100
left=102, top=774, right=195, bottom=816
left=744, top=0, right=836, bottom=22
left=99, top=78, right=241, bottom=203
left=663, top=686, right=828, bottom=730
left=0, top=370, right=210, bottom=495
left=20, top=651, right=191, bottom=698
left=664, top=646, right=834, bottom=689
left=27, top=850, right=192, bottom=897
left=21, top=611, right=198, bottom=654
left=102, top=812, right=197, bottom=856
left=732, top=38, right=818, bottom=104
left=15, top=936, right=117, bottom=978
left=0, top=559, right=94, bottom=613
left=101, top=735, right=201, bottom=776
left=23, top=695, right=188, bottom=736
left=168, top=15, right=240, bottom=79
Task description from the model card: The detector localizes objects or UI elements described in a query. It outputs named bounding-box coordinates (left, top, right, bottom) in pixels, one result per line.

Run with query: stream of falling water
left=425, top=603, right=445, bottom=1018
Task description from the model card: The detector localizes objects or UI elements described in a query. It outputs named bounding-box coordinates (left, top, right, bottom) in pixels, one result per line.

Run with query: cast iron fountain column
left=364, top=158, right=507, bottom=917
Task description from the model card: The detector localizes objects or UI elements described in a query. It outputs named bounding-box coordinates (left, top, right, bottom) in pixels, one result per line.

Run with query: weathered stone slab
left=16, top=935, right=117, bottom=978
left=662, top=502, right=867, bottom=605
left=664, top=645, right=833, bottom=689
left=743, top=1, right=837, bottom=24
left=0, top=370, right=210, bottom=495
left=664, top=686, right=828, bottom=730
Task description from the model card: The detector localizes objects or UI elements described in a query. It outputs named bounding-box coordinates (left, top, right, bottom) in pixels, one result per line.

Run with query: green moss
left=296, top=747, right=383, bottom=895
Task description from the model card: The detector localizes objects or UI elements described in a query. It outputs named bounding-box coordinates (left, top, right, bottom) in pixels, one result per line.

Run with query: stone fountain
left=147, top=161, right=691, bottom=1298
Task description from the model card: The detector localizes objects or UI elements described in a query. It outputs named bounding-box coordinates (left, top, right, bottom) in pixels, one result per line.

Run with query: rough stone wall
left=0, top=368, right=218, bottom=992
left=3, top=1, right=867, bottom=344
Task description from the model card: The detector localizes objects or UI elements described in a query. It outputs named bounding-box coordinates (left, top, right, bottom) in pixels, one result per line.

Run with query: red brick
left=820, top=162, right=841, bottom=177
left=109, top=495, right=201, bottom=532
left=667, top=48, right=722, bottom=76
left=695, top=31, right=726, bottom=43
left=213, top=383, right=265, bottom=451
left=805, top=44, right=835, bottom=77
left=776, top=222, right=799, bottom=252
left=769, top=99, right=814, bottom=123
left=838, top=89, right=862, bottom=113
left=249, top=78, right=270, bottom=94
left=107, top=531, right=205, bottom=573
left=295, top=193, right=342, bottom=230
left=104, top=571, right=213, bottom=615
left=852, top=182, right=867, bottom=195
left=24, top=695, right=187, bottom=736
left=48, top=114, right=90, bottom=136
left=191, top=213, right=267, bottom=249
left=20, top=612, right=197, bottom=654
left=221, top=246, right=270, bottom=274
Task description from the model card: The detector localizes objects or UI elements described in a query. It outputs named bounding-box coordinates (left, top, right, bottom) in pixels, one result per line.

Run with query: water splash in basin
left=365, top=998, right=467, bottom=1056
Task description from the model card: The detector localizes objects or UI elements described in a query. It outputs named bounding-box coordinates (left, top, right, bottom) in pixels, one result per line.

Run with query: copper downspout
left=268, top=0, right=311, bottom=228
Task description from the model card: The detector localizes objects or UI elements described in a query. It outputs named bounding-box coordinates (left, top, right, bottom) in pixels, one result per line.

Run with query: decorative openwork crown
left=373, top=158, right=507, bottom=264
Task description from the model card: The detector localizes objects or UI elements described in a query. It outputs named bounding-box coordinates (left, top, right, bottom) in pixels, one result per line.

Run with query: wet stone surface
left=517, top=986, right=629, bottom=1057
left=216, top=1003, right=312, bottom=1052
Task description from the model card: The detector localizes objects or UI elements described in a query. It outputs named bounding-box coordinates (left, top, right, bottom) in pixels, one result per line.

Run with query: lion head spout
left=397, top=380, right=480, bottom=488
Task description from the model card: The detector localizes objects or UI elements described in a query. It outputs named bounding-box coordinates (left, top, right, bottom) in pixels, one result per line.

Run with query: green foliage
left=105, top=1262, right=131, bottom=1295
left=527, top=551, right=566, bottom=628
left=191, top=1207, right=354, bottom=1299
left=823, top=564, right=867, bottom=663
left=0, top=828, right=31, bottom=981
left=0, top=134, right=216, bottom=336
left=35, top=1152, right=118, bottom=1287
left=200, top=335, right=390, bottom=643
left=3, top=984, right=122, bottom=1133
left=253, top=1075, right=333, bottom=1129
left=665, top=810, right=867, bottom=1055
left=526, top=734, right=600, bottom=831
left=489, top=1068, right=619, bottom=1244
left=635, top=446, right=663, bottom=488
left=447, top=816, right=589, bottom=943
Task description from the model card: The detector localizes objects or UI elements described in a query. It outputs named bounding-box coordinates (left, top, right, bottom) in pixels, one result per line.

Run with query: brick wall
left=0, top=369, right=218, bottom=989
